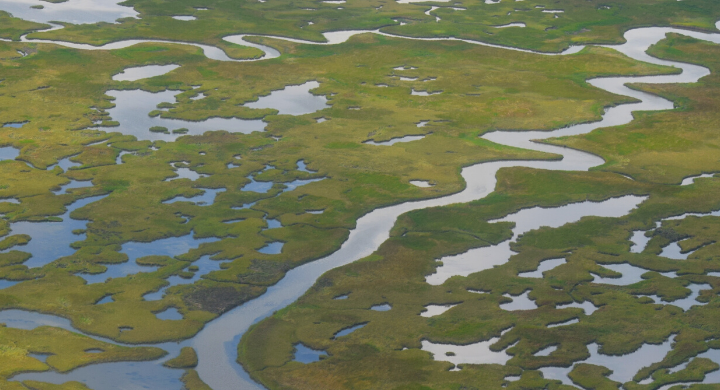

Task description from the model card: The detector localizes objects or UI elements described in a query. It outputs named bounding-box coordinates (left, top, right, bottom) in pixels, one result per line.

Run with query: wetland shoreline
left=4, top=18, right=720, bottom=390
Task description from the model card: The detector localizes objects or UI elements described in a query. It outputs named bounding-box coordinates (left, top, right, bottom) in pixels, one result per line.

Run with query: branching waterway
left=3, top=16, right=720, bottom=390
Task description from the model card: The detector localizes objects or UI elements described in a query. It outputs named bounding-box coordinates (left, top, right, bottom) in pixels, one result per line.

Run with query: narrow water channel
left=190, top=24, right=720, bottom=390
left=5, top=20, right=720, bottom=390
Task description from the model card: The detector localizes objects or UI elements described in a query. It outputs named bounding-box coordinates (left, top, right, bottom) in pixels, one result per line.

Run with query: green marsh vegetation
left=237, top=38, right=720, bottom=390
left=0, top=0, right=716, bottom=387
left=0, top=11, right=47, bottom=41
left=0, top=32, right=671, bottom=346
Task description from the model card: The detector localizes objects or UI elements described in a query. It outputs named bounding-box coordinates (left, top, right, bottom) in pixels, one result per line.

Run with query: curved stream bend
left=192, top=25, right=720, bottom=390
left=5, top=20, right=720, bottom=390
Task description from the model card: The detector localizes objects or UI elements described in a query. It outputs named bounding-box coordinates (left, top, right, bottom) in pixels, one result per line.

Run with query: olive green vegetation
left=19, top=382, right=90, bottom=390
left=25, top=0, right=720, bottom=54
left=0, top=12, right=48, bottom=41
left=165, top=347, right=210, bottom=389
left=181, top=369, right=213, bottom=390
left=0, top=323, right=164, bottom=389
left=164, top=346, right=198, bottom=368
left=0, top=31, right=671, bottom=346
left=237, top=38, right=720, bottom=390
left=238, top=170, right=720, bottom=390
left=552, top=34, right=720, bottom=184
left=0, top=1, right=715, bottom=389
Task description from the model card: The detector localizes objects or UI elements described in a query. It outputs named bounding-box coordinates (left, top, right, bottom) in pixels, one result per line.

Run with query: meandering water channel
left=2, top=13, right=720, bottom=390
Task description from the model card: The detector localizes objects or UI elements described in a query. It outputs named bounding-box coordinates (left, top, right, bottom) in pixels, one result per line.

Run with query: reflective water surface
left=112, top=65, right=180, bottom=82
left=0, top=0, right=137, bottom=24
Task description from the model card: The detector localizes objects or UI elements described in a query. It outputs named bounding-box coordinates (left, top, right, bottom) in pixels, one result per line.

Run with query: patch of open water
left=427, top=196, right=645, bottom=285
left=420, top=304, right=458, bottom=317
left=363, top=134, right=426, bottom=146
left=293, top=343, right=327, bottom=363
left=2, top=122, right=27, bottom=128
left=78, top=233, right=220, bottom=284
left=0, top=0, right=137, bottom=24
left=0, top=146, right=19, bottom=160
left=499, top=290, right=538, bottom=311
left=112, top=65, right=180, bottom=82
left=540, top=335, right=676, bottom=385
left=421, top=328, right=514, bottom=368
left=333, top=323, right=366, bottom=338
left=162, top=187, right=225, bottom=206
left=518, top=258, right=566, bottom=278
left=155, top=307, right=183, bottom=321
left=103, top=89, right=266, bottom=142
left=1, top=195, right=107, bottom=270
left=243, top=81, right=329, bottom=115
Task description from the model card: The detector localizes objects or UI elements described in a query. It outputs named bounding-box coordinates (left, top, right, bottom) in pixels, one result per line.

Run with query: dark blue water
left=257, top=242, right=283, bottom=254
left=79, top=233, right=220, bottom=284
left=162, top=188, right=226, bottom=206
left=293, top=343, right=327, bottom=363
left=2, top=122, right=27, bottom=128
left=96, top=295, right=114, bottom=304
left=3, top=195, right=108, bottom=269
left=333, top=323, right=366, bottom=338
left=155, top=308, right=183, bottom=321
left=0, top=146, right=19, bottom=160
left=143, top=255, right=227, bottom=301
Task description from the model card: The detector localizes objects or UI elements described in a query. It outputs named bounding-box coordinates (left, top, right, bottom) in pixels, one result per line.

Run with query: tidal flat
left=0, top=1, right=719, bottom=389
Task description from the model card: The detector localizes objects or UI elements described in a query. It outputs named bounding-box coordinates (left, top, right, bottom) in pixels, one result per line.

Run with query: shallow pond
left=427, top=196, right=645, bottom=285
left=421, top=333, right=512, bottom=367
left=2, top=122, right=27, bottom=128
left=155, top=307, right=183, bottom=320
left=518, top=258, right=566, bottom=278
left=420, top=304, right=457, bottom=317
left=144, top=255, right=227, bottom=301
left=112, top=65, right=180, bottom=82
left=78, top=233, right=219, bottom=284
left=370, top=304, right=391, bottom=311
left=293, top=344, right=327, bottom=363
left=258, top=242, right=283, bottom=255
left=680, top=173, right=715, bottom=186
left=556, top=301, right=598, bottom=315
left=540, top=335, right=676, bottom=385
left=499, top=291, right=538, bottom=311
left=364, top=134, right=426, bottom=146
left=1, top=195, right=107, bottom=270
left=163, top=187, right=225, bottom=206
left=103, top=89, right=265, bottom=142
left=243, top=81, right=329, bottom=115
left=0, top=146, right=19, bottom=160
left=333, top=323, right=366, bottom=338
left=640, top=283, right=711, bottom=311
left=0, top=0, right=137, bottom=24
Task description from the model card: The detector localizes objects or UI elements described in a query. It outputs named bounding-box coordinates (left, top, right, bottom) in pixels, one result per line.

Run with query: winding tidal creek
left=4, top=16, right=720, bottom=390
